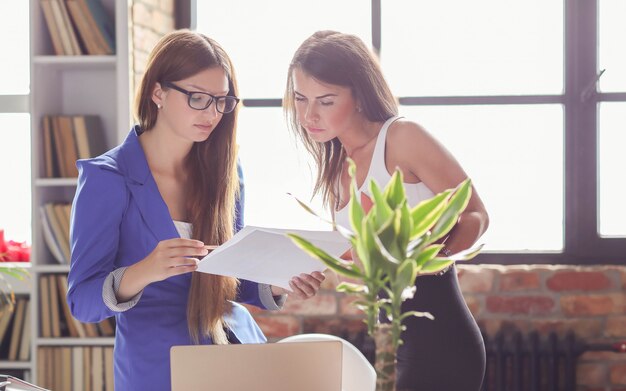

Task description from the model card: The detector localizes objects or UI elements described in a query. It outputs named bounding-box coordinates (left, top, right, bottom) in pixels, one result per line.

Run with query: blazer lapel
left=118, top=127, right=179, bottom=242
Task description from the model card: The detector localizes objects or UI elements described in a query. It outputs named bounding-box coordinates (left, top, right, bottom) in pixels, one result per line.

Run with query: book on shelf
left=39, top=273, right=115, bottom=339
left=54, top=116, right=80, bottom=178
left=104, top=346, right=114, bottom=391
left=48, top=275, right=62, bottom=338
left=39, top=276, right=52, bottom=338
left=40, top=0, right=65, bottom=55
left=56, top=274, right=87, bottom=338
left=41, top=203, right=71, bottom=264
left=91, top=346, right=103, bottom=391
left=18, top=299, right=32, bottom=361
left=38, top=346, right=111, bottom=391
left=72, top=346, right=84, bottom=391
left=0, top=303, right=14, bottom=349
left=7, top=298, right=27, bottom=361
left=41, top=114, right=107, bottom=179
left=66, top=0, right=116, bottom=55
left=39, top=0, right=83, bottom=55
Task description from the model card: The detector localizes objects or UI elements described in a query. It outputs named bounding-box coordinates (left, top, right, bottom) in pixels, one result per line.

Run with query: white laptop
left=171, top=341, right=343, bottom=391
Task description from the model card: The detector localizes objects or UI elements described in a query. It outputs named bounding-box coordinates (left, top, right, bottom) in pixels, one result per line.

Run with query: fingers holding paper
left=142, top=238, right=210, bottom=282
left=271, top=271, right=326, bottom=300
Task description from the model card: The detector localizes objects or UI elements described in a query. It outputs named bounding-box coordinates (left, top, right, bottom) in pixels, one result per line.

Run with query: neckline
left=335, top=116, right=401, bottom=212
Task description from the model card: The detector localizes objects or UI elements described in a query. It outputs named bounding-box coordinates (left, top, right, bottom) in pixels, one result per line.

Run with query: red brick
left=477, top=319, right=530, bottom=336
left=282, top=293, right=337, bottom=315
left=319, top=270, right=340, bottom=291
left=339, top=294, right=367, bottom=316
left=577, top=363, right=607, bottom=386
left=302, top=317, right=367, bottom=337
left=532, top=318, right=603, bottom=339
left=560, top=295, right=618, bottom=316
left=254, top=316, right=300, bottom=338
left=581, top=350, right=626, bottom=362
left=611, top=364, right=626, bottom=385
left=486, top=296, right=554, bottom=315
left=458, top=267, right=494, bottom=293
left=499, top=271, right=541, bottom=291
left=547, top=271, right=611, bottom=292
left=464, top=295, right=481, bottom=317
left=606, top=316, right=626, bottom=338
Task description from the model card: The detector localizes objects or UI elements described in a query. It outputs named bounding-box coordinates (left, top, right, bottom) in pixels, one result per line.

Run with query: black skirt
left=394, top=265, right=486, bottom=391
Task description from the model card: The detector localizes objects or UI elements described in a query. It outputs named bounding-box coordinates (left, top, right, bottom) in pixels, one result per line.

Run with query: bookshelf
left=25, top=0, right=131, bottom=386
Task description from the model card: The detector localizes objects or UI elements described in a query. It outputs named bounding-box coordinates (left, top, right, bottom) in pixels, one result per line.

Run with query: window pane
left=598, top=103, right=626, bottom=237
left=0, top=114, right=31, bottom=243
left=236, top=107, right=330, bottom=230
left=0, top=2, right=29, bottom=95
left=381, top=1, right=563, bottom=96
left=599, top=0, right=626, bottom=92
left=196, top=0, right=370, bottom=99
left=398, top=105, right=563, bottom=251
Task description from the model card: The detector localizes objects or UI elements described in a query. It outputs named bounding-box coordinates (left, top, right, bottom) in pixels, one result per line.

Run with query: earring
left=157, top=103, right=162, bottom=109
left=357, top=106, right=362, bottom=112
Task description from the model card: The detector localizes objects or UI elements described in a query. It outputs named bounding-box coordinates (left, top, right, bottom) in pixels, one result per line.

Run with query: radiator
left=482, top=331, right=626, bottom=391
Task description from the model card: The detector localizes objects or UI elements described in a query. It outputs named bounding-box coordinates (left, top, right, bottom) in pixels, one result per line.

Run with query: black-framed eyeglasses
left=161, top=81, right=240, bottom=114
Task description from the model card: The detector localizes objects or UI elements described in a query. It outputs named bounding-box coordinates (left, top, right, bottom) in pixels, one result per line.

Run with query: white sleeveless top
left=335, top=116, right=435, bottom=230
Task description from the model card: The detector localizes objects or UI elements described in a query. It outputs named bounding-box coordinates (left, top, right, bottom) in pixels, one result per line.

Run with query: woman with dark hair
left=284, top=30, right=489, bottom=391
left=68, top=29, right=324, bottom=391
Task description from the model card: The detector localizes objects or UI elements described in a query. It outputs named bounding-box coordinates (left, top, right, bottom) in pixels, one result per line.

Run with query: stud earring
left=157, top=103, right=162, bottom=109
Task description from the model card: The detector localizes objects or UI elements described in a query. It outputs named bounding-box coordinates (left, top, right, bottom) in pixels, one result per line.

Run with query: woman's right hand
left=117, top=238, right=209, bottom=301
left=140, top=238, right=209, bottom=283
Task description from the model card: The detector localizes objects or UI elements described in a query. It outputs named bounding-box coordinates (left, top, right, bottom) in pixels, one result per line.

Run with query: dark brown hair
left=134, top=29, right=239, bottom=345
left=284, top=30, right=398, bottom=210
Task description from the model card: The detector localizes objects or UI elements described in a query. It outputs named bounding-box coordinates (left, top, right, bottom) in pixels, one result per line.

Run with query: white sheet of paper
left=196, top=226, right=351, bottom=290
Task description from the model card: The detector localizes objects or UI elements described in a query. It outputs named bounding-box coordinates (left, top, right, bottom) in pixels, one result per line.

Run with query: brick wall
left=252, top=265, right=626, bottom=390
left=129, top=0, right=175, bottom=101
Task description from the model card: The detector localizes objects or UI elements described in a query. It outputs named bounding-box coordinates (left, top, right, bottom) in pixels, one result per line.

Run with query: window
left=194, top=0, right=626, bottom=263
left=0, top=2, right=30, bottom=243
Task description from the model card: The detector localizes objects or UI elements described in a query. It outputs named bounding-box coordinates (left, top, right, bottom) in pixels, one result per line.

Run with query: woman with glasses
left=284, top=31, right=489, bottom=391
left=67, top=30, right=325, bottom=391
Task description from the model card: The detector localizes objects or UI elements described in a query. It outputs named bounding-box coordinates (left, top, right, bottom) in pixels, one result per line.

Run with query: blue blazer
left=67, top=127, right=267, bottom=391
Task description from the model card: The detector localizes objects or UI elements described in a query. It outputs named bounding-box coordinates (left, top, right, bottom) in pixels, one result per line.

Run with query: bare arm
left=388, top=120, right=490, bottom=254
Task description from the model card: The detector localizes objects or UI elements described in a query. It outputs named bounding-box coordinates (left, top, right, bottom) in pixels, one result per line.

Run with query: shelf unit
left=22, top=0, right=132, bottom=383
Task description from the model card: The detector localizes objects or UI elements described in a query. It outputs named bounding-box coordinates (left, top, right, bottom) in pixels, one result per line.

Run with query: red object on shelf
left=0, top=229, right=30, bottom=262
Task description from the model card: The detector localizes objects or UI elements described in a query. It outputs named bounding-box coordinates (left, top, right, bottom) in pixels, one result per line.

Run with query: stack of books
left=39, top=0, right=115, bottom=55
left=0, top=298, right=31, bottom=362
left=37, top=346, right=114, bottom=391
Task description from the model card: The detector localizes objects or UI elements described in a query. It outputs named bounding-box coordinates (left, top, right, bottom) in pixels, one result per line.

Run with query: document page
left=196, top=226, right=350, bottom=290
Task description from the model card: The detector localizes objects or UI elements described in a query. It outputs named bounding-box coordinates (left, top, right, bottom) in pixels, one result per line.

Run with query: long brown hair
left=284, top=30, right=398, bottom=210
left=134, top=30, right=240, bottom=345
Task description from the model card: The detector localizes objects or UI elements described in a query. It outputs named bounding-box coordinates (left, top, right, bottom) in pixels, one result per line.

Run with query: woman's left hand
left=271, top=271, right=325, bottom=300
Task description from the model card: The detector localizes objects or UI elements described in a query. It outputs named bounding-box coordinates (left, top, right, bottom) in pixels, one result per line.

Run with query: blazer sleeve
left=67, top=158, right=128, bottom=322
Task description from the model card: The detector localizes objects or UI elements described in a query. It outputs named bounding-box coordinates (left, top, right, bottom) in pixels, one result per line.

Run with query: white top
left=335, top=116, right=435, bottom=231
left=173, top=220, right=193, bottom=239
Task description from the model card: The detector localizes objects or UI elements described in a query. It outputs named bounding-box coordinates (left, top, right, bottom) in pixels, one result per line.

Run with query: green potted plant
left=288, top=162, right=481, bottom=391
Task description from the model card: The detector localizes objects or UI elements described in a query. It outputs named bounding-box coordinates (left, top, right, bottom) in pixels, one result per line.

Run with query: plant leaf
left=383, top=169, right=406, bottom=209
left=369, top=180, right=392, bottom=227
left=428, top=179, right=472, bottom=243
left=287, top=234, right=362, bottom=279
left=420, top=259, right=454, bottom=275
left=411, top=244, right=444, bottom=268
left=336, top=282, right=368, bottom=294
left=395, top=259, right=417, bottom=293
left=399, top=310, right=435, bottom=321
left=409, top=190, right=452, bottom=240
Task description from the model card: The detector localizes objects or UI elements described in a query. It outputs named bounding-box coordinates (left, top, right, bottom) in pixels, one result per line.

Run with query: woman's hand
left=271, top=271, right=326, bottom=300
left=140, top=238, right=209, bottom=282
left=117, top=238, right=208, bottom=301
